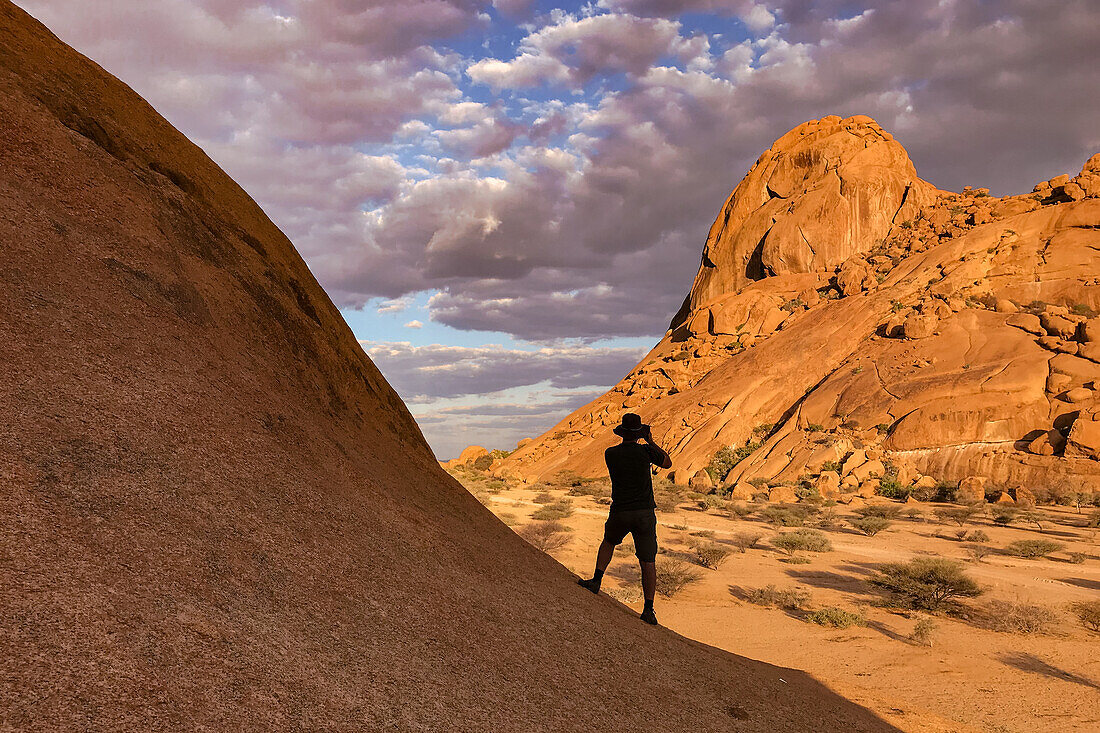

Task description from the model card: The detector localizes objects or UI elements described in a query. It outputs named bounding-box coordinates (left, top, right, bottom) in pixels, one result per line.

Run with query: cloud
left=361, top=341, right=648, bottom=400
left=376, top=297, right=412, bottom=314
left=24, top=0, right=1100, bottom=349
left=404, top=320, right=424, bottom=329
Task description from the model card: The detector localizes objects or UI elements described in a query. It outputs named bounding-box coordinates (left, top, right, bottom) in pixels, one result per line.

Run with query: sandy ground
left=484, top=487, right=1100, bottom=733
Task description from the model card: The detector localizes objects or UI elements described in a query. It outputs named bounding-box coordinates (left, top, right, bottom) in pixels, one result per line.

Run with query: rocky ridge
left=500, top=115, right=1100, bottom=501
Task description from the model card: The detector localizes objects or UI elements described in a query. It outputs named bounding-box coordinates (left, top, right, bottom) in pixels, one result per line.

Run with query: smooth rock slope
left=502, top=116, right=1100, bottom=498
left=0, top=4, right=894, bottom=731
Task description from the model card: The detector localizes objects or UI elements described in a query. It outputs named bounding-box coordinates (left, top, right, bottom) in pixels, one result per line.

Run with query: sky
left=19, top=0, right=1100, bottom=458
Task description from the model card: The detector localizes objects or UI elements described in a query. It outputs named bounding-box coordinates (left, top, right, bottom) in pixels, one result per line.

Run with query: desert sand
left=456, top=470, right=1100, bottom=732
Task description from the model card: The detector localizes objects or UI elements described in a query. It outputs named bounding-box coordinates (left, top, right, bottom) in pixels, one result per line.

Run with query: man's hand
left=641, top=426, right=672, bottom=469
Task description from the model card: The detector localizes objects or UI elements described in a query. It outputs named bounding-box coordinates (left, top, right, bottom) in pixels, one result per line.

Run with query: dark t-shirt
left=604, top=441, right=661, bottom=513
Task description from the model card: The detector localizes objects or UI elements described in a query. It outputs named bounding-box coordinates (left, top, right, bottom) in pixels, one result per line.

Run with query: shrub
left=772, top=529, right=832, bottom=556
left=760, top=505, right=810, bottom=527
left=691, top=541, right=732, bottom=569
left=1068, top=552, right=1087, bottom=564
left=991, top=507, right=1018, bottom=525
left=1071, top=600, right=1100, bottom=632
left=968, top=530, right=990, bottom=543
left=870, top=558, right=983, bottom=610
left=1019, top=509, right=1047, bottom=531
left=519, top=521, right=572, bottom=552
left=935, top=505, right=981, bottom=526
left=1087, top=509, right=1100, bottom=528
left=532, top=491, right=555, bottom=504
left=982, top=599, right=1059, bottom=634
left=656, top=559, right=703, bottom=598
left=531, top=499, right=574, bottom=520
left=496, top=512, right=520, bottom=527
left=726, top=502, right=754, bottom=519
left=909, top=618, right=938, bottom=646
left=820, top=460, right=840, bottom=473
left=814, top=507, right=842, bottom=530
left=876, top=475, right=910, bottom=500
left=744, top=584, right=812, bottom=610
left=806, top=422, right=825, bottom=432
left=903, top=508, right=925, bottom=522
left=932, top=481, right=958, bottom=503
left=850, top=516, right=892, bottom=536
left=732, top=531, right=764, bottom=552
left=1004, top=539, right=1064, bottom=559
left=966, top=545, right=993, bottom=563
left=856, top=504, right=903, bottom=520
left=806, top=606, right=867, bottom=628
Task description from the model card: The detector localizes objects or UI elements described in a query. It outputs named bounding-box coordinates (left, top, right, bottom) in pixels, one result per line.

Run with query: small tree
left=966, top=545, right=993, bottom=563
left=1019, top=509, right=1047, bottom=532
left=934, top=505, right=981, bottom=526
left=1004, top=539, right=1064, bottom=559
left=732, top=531, right=764, bottom=553
left=519, top=521, right=572, bottom=552
left=870, top=558, right=984, bottom=610
left=850, top=516, right=892, bottom=536
left=909, top=617, right=938, bottom=647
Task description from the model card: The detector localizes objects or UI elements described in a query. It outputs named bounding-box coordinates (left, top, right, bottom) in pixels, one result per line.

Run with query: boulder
left=1006, top=313, right=1044, bottom=336
left=1065, top=387, right=1093, bottom=404
left=458, top=445, right=489, bottom=464
left=814, top=470, right=841, bottom=499
left=994, top=299, right=1018, bottom=313
left=1027, top=429, right=1065, bottom=455
left=768, top=485, right=799, bottom=503
left=1040, top=313, right=1079, bottom=340
left=1083, top=318, right=1100, bottom=343
left=728, top=481, right=756, bottom=501
left=690, top=469, right=715, bottom=492
left=902, top=312, right=938, bottom=339
left=957, top=476, right=987, bottom=505
left=895, top=463, right=917, bottom=487
left=913, top=475, right=938, bottom=491
left=995, top=491, right=1016, bottom=505
left=1066, top=417, right=1100, bottom=460
left=857, top=479, right=879, bottom=498
left=841, top=450, right=867, bottom=476
left=851, top=459, right=886, bottom=482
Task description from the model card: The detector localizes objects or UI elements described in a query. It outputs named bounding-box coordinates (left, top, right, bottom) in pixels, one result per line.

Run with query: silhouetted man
left=578, top=413, right=672, bottom=625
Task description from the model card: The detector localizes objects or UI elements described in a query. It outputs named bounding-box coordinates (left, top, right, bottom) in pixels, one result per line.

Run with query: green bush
left=1004, top=539, right=1064, bottom=559
left=909, top=617, right=938, bottom=646
left=876, top=475, right=910, bottom=500
left=744, top=584, right=812, bottom=610
left=850, top=516, right=892, bottom=536
left=706, top=442, right=761, bottom=481
left=806, top=606, right=867, bottom=628
left=870, top=558, right=983, bottom=610
left=531, top=499, right=573, bottom=521
left=991, top=507, right=1018, bottom=525
left=772, top=529, right=832, bottom=556
left=856, top=504, right=903, bottom=520
left=690, top=541, right=732, bottom=569
left=760, top=505, right=811, bottom=527
left=1071, top=600, right=1100, bottom=632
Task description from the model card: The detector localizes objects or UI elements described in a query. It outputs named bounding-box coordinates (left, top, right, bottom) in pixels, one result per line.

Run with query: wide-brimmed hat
left=613, top=412, right=648, bottom=438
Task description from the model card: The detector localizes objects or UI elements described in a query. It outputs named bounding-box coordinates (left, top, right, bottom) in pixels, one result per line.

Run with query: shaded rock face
left=502, top=116, right=1100, bottom=497
left=0, top=4, right=895, bottom=732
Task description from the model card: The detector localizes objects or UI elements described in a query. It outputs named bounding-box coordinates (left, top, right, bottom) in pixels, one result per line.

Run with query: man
left=577, top=413, right=672, bottom=625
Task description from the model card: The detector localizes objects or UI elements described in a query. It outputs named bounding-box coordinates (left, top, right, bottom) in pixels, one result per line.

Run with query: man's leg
left=578, top=540, right=615, bottom=593
left=639, top=560, right=657, bottom=624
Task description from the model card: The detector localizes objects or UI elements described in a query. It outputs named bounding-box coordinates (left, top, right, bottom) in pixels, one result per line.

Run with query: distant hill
left=502, top=115, right=1100, bottom=500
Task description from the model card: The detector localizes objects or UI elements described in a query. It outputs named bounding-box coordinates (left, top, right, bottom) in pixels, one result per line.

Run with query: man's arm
left=641, top=426, right=672, bottom=469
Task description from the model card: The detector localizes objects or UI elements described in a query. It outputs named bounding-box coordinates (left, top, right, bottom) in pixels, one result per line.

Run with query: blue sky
left=20, top=0, right=1100, bottom=457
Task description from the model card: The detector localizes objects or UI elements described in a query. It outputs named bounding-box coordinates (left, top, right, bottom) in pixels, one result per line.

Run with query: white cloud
left=404, top=319, right=424, bottom=329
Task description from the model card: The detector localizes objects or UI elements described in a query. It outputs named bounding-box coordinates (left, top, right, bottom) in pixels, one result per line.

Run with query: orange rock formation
left=0, top=3, right=898, bottom=730
left=502, top=116, right=1100, bottom=498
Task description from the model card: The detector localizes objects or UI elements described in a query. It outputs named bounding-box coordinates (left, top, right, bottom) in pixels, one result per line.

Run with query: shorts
left=603, top=508, right=658, bottom=562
